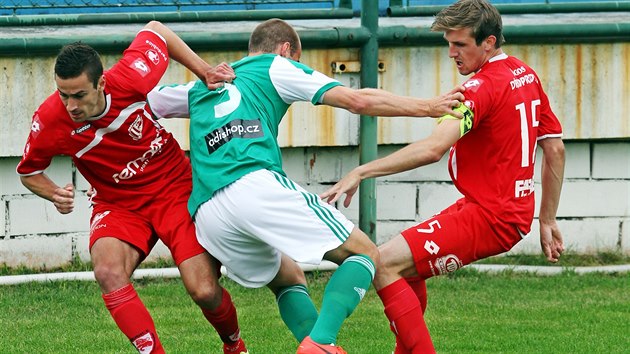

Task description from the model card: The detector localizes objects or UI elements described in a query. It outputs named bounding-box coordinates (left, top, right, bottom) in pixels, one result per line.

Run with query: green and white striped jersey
left=149, top=54, right=342, bottom=217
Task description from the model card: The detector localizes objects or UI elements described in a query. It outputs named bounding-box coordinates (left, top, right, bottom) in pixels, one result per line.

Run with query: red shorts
left=88, top=180, right=205, bottom=266
left=402, top=198, right=523, bottom=279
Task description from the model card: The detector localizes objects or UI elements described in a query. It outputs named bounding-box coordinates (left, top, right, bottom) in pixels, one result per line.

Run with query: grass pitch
left=0, top=267, right=628, bottom=353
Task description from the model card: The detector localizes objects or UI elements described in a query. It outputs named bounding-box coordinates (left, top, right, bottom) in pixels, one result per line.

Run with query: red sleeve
left=460, top=75, right=494, bottom=130
left=108, top=29, right=170, bottom=96
left=16, top=112, right=57, bottom=176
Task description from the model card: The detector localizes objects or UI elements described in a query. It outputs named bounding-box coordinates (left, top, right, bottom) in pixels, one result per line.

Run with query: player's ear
left=97, top=75, right=106, bottom=91
left=484, top=35, right=497, bottom=50
left=280, top=42, right=292, bottom=58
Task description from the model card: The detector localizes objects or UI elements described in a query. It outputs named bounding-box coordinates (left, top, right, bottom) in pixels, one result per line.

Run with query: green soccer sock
left=276, top=284, right=319, bottom=342
left=309, top=254, right=375, bottom=345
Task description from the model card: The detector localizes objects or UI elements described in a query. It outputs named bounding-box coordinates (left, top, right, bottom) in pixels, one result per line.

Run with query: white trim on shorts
left=194, top=169, right=355, bottom=288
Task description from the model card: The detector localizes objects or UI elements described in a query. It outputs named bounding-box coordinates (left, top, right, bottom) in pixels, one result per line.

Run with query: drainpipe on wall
left=359, top=0, right=378, bottom=242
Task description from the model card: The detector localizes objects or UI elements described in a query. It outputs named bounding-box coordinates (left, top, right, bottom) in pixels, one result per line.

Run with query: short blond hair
left=431, top=0, right=505, bottom=47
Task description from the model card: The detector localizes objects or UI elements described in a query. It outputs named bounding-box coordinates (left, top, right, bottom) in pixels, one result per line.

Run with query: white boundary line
left=1, top=261, right=629, bottom=285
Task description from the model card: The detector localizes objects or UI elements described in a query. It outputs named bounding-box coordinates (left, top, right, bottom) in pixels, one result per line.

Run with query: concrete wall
left=2, top=139, right=629, bottom=268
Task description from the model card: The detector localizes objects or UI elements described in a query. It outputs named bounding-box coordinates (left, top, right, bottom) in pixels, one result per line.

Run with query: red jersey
left=449, top=53, right=562, bottom=235
left=17, top=29, right=191, bottom=211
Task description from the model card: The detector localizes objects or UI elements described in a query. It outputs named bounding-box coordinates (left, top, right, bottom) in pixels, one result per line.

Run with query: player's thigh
left=402, top=202, right=514, bottom=279
left=195, top=194, right=281, bottom=289
left=89, top=206, right=155, bottom=259
left=178, top=252, right=221, bottom=288
left=376, top=233, right=417, bottom=278
left=148, top=189, right=207, bottom=266
left=267, top=254, right=307, bottom=294
left=178, top=252, right=223, bottom=306
left=234, top=169, right=355, bottom=265
left=89, top=206, right=153, bottom=287
left=91, top=237, right=144, bottom=291
left=323, top=227, right=378, bottom=265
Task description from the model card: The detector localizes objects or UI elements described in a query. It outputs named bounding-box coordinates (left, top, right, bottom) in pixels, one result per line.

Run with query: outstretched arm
left=144, top=21, right=235, bottom=89
left=20, top=173, right=75, bottom=214
left=320, top=119, right=460, bottom=207
left=321, top=85, right=465, bottom=118
left=538, top=137, right=565, bottom=263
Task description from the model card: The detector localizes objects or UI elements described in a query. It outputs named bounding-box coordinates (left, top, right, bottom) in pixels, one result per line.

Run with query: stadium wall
left=1, top=16, right=629, bottom=268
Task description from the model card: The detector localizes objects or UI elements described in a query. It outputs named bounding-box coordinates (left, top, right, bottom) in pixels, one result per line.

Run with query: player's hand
left=52, top=183, right=75, bottom=214
left=205, top=62, right=236, bottom=90
left=427, top=85, right=466, bottom=118
left=540, top=218, right=564, bottom=263
left=319, top=171, right=361, bottom=208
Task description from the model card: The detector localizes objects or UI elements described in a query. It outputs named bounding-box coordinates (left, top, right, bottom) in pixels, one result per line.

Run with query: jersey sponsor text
left=510, top=73, right=536, bottom=90
left=112, top=135, right=167, bottom=183
left=205, top=118, right=264, bottom=154
left=515, top=178, right=535, bottom=198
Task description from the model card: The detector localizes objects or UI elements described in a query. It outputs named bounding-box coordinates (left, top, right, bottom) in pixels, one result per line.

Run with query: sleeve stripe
left=16, top=169, right=45, bottom=177
left=537, top=133, right=563, bottom=141
left=312, top=82, right=342, bottom=105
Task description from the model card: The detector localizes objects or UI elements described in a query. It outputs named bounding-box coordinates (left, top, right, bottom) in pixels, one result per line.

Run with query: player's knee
left=347, top=227, right=379, bottom=261
left=359, top=240, right=380, bottom=266
left=93, top=264, right=130, bottom=292
left=282, top=267, right=307, bottom=285
left=186, top=281, right=223, bottom=308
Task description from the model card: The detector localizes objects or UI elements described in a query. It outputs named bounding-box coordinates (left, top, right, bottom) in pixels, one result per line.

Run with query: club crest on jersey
left=131, top=58, right=151, bottom=77
left=131, top=331, right=155, bottom=354
left=128, top=115, right=144, bottom=141
left=145, top=39, right=168, bottom=62
left=145, top=49, right=160, bottom=65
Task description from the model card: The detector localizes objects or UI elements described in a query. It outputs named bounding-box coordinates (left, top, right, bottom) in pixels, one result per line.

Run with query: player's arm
left=147, top=82, right=195, bottom=119
left=537, top=137, right=565, bottom=263
left=321, top=118, right=461, bottom=207
left=20, top=173, right=75, bottom=214
left=321, top=85, right=465, bottom=118
left=143, top=21, right=235, bottom=89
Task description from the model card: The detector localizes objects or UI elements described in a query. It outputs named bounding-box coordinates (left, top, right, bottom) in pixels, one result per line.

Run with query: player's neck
left=478, top=48, right=504, bottom=72
left=87, top=91, right=108, bottom=120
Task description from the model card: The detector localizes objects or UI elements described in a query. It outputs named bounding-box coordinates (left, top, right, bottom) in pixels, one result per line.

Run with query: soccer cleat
left=296, top=336, right=347, bottom=354
left=223, top=338, right=248, bottom=354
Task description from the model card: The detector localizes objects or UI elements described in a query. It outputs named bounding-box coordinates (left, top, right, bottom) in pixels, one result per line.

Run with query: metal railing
left=0, top=0, right=351, bottom=15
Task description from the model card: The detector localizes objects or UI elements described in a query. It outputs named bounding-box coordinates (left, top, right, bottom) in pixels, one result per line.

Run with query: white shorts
left=194, top=169, right=355, bottom=288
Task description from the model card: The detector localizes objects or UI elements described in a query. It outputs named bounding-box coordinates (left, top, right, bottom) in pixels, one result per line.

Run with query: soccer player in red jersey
left=321, top=0, right=566, bottom=352
left=17, top=21, right=248, bottom=354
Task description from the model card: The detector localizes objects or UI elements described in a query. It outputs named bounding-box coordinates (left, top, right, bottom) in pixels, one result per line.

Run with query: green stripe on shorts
left=271, top=171, right=349, bottom=243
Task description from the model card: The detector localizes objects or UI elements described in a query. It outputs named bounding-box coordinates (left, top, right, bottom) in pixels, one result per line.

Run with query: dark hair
left=431, top=0, right=505, bottom=48
left=54, top=42, right=103, bottom=88
left=248, top=18, right=301, bottom=56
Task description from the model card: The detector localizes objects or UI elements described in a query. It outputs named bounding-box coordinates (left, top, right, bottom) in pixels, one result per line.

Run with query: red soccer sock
left=102, top=283, right=164, bottom=354
left=405, top=276, right=428, bottom=313
left=201, top=288, right=242, bottom=344
left=377, top=279, right=435, bottom=354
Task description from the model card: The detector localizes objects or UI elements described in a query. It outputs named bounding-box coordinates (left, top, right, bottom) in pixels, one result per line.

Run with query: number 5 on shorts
left=418, top=220, right=442, bottom=255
